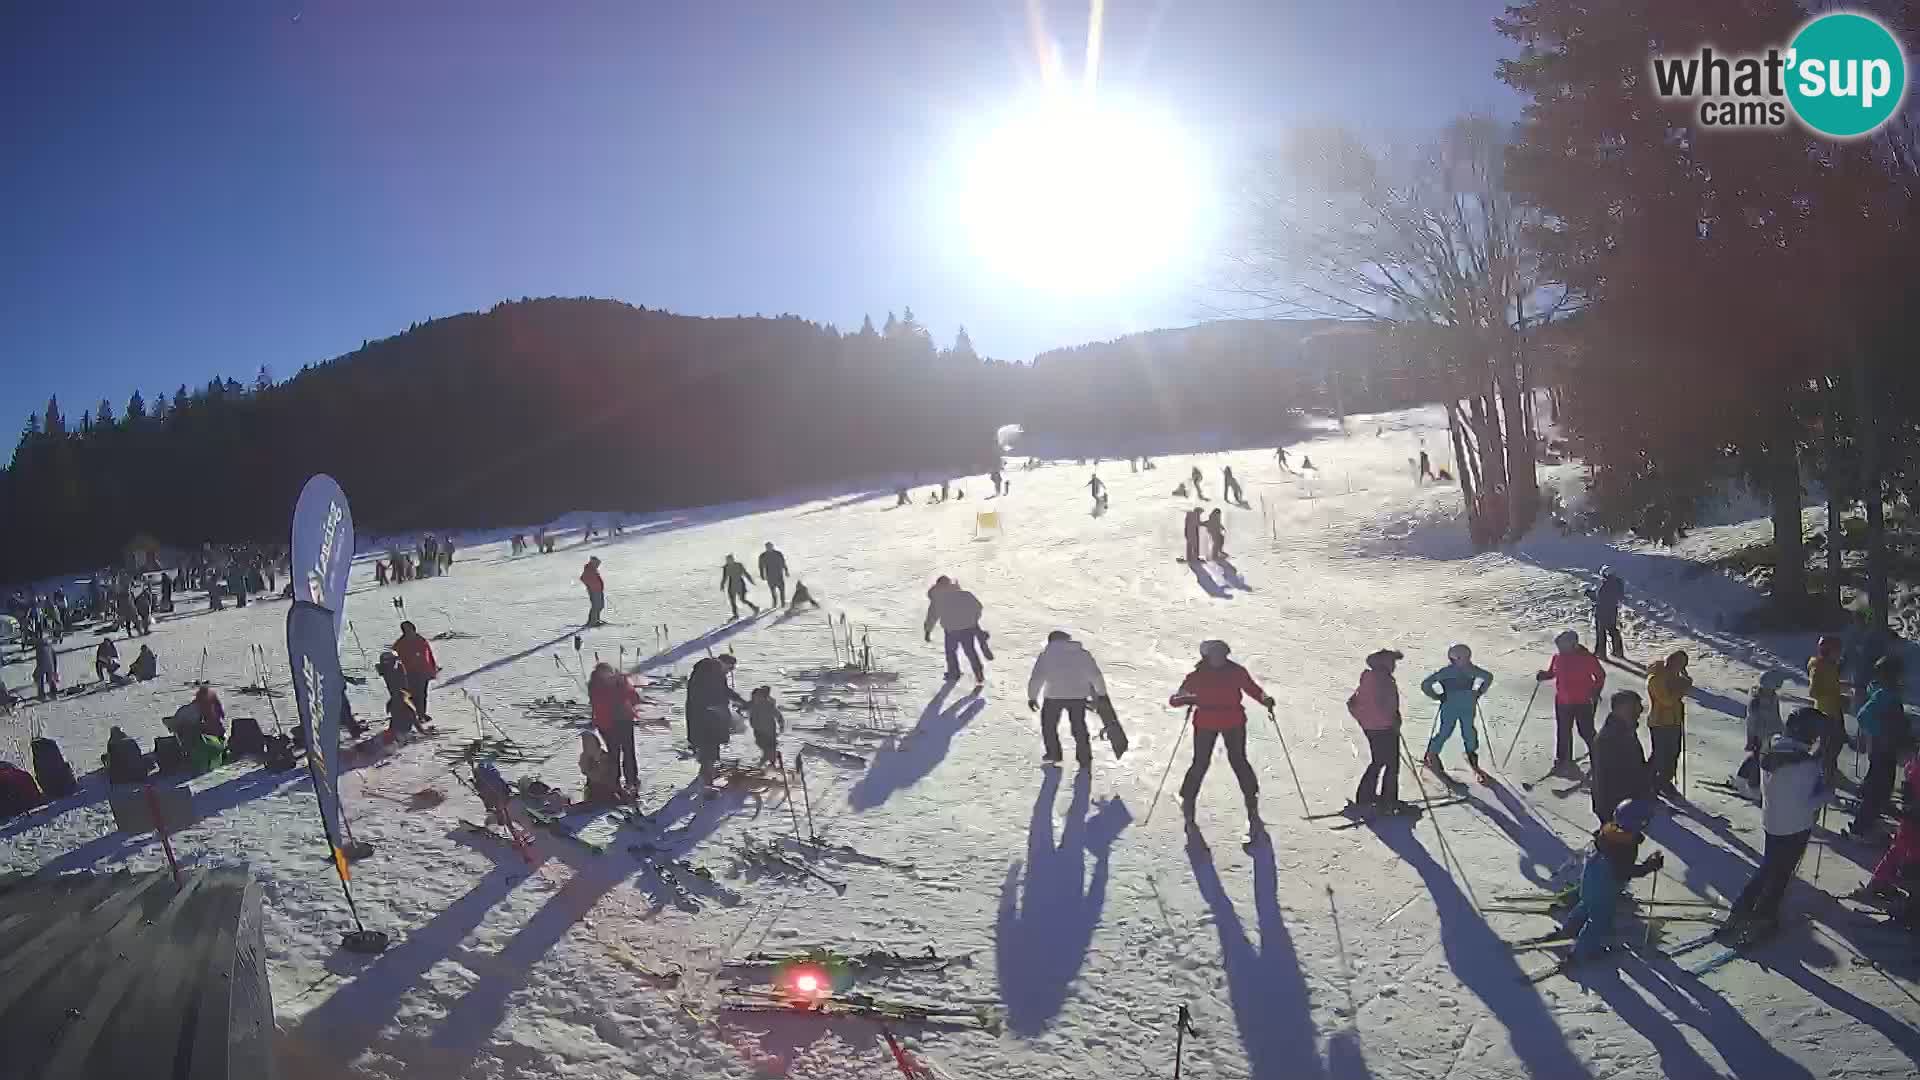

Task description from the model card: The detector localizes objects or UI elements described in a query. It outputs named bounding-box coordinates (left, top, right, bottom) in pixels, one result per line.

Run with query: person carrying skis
left=1730, top=670, right=1787, bottom=800
left=1586, top=566, right=1626, bottom=659
left=1589, top=690, right=1652, bottom=827
left=1203, top=509, right=1227, bottom=560
left=1026, top=630, right=1109, bottom=766
left=1538, top=630, right=1605, bottom=776
left=391, top=621, right=440, bottom=723
left=1809, top=634, right=1848, bottom=781
left=923, top=576, right=988, bottom=683
left=686, top=653, right=748, bottom=787
left=1724, top=708, right=1828, bottom=937
left=722, top=555, right=759, bottom=619
left=1222, top=466, right=1243, bottom=504
left=758, top=543, right=789, bottom=607
left=1848, top=654, right=1909, bottom=839
left=1421, top=644, right=1494, bottom=784
left=1182, top=508, right=1202, bottom=563
left=1558, top=797, right=1664, bottom=963
left=1644, top=650, right=1691, bottom=800
left=748, top=686, right=784, bottom=766
left=1188, top=465, right=1207, bottom=500
left=589, top=661, right=641, bottom=794
left=1169, top=640, right=1275, bottom=831
left=581, top=556, right=606, bottom=627
left=1347, top=648, right=1412, bottom=813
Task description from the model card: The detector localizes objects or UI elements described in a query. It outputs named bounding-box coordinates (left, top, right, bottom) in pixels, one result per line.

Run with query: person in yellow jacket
left=1645, top=650, right=1692, bottom=799
left=1808, top=635, right=1847, bottom=781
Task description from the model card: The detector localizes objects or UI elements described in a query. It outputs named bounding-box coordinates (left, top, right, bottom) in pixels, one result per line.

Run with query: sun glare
left=957, top=92, right=1203, bottom=292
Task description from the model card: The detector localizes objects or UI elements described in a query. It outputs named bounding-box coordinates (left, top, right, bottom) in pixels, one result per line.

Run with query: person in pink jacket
left=1347, top=648, right=1410, bottom=812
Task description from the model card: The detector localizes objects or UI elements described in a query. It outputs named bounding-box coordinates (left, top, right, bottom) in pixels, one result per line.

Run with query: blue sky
left=1, top=1, right=1518, bottom=442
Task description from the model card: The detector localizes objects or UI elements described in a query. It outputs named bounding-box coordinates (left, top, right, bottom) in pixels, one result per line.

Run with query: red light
left=794, top=973, right=820, bottom=994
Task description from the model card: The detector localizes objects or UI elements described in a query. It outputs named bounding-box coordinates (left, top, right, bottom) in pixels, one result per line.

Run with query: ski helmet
left=1785, top=706, right=1824, bottom=745
left=1447, top=643, right=1473, bottom=663
left=1554, top=630, right=1579, bottom=650
left=1200, top=639, right=1231, bottom=661
left=1611, top=797, right=1654, bottom=833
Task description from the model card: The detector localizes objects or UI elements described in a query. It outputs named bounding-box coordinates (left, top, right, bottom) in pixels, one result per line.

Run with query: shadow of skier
left=845, top=683, right=985, bottom=811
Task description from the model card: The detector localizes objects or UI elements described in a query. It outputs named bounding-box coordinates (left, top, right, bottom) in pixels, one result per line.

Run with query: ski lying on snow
left=519, top=803, right=607, bottom=854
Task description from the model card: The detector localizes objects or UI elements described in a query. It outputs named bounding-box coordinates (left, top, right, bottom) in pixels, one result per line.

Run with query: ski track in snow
left=5, top=403, right=1920, bottom=1079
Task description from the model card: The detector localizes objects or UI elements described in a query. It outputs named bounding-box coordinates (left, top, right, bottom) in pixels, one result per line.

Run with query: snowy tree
left=255, top=365, right=273, bottom=393
left=951, top=326, right=979, bottom=363
left=95, top=397, right=114, bottom=426
left=126, top=391, right=147, bottom=421
left=882, top=311, right=898, bottom=337
left=172, top=385, right=190, bottom=415
left=43, top=396, right=62, bottom=437
left=858, top=314, right=878, bottom=339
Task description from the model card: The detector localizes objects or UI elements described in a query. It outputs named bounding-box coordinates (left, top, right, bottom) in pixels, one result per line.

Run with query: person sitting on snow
left=1559, top=797, right=1664, bottom=963
left=787, top=580, right=822, bottom=610
left=129, top=644, right=158, bottom=682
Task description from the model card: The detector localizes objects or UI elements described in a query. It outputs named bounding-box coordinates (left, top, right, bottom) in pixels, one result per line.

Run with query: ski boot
left=1242, top=793, right=1267, bottom=846
left=1422, top=751, right=1465, bottom=792
left=1466, top=752, right=1493, bottom=786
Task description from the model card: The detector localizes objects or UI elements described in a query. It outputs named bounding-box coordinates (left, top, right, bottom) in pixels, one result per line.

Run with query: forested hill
left=2, top=298, right=1406, bottom=579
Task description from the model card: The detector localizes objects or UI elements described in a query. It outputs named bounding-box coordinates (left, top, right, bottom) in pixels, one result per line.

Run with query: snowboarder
left=1644, top=650, right=1691, bottom=800
left=581, top=556, right=606, bottom=627
left=722, top=555, right=759, bottom=619
left=392, top=621, right=440, bottom=722
left=579, top=730, right=619, bottom=805
left=1203, top=509, right=1227, bottom=560
left=1558, top=797, right=1664, bottom=962
left=748, top=686, right=784, bottom=766
left=1347, top=648, right=1412, bottom=813
left=1169, top=640, right=1275, bottom=831
left=923, top=576, right=987, bottom=683
left=589, top=661, right=641, bottom=793
left=1182, top=508, right=1202, bottom=563
left=758, top=543, right=789, bottom=607
left=686, top=654, right=748, bottom=788
left=1587, top=566, right=1626, bottom=659
left=1590, top=690, right=1653, bottom=827
left=788, top=580, right=821, bottom=610
left=1188, top=465, right=1207, bottom=500
left=1808, top=634, right=1848, bottom=782
left=1848, top=654, right=1908, bottom=840
left=1421, top=645, right=1494, bottom=784
left=1725, top=708, right=1828, bottom=935
left=1222, top=466, right=1243, bottom=505
left=1538, top=630, right=1605, bottom=776
left=1730, top=670, right=1786, bottom=799
left=1026, top=630, right=1109, bottom=766
left=1417, top=449, right=1433, bottom=482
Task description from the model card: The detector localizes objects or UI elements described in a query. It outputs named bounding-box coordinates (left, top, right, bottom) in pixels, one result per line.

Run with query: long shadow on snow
left=994, top=768, right=1131, bottom=1037
left=439, top=628, right=595, bottom=690
left=1582, top=955, right=1816, bottom=1080
left=1187, top=561, right=1232, bottom=599
left=1214, top=557, right=1256, bottom=593
left=845, top=684, right=985, bottom=811
left=627, top=617, right=764, bottom=674
left=1473, top=784, right=1583, bottom=888
left=1645, top=813, right=1760, bottom=905
left=1185, top=833, right=1369, bottom=1080
left=1373, top=825, right=1593, bottom=1080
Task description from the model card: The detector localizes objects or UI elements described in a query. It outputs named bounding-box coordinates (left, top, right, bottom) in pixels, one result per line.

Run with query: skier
left=1168, top=640, right=1275, bottom=833
left=748, top=686, right=784, bottom=766
left=1847, top=654, right=1908, bottom=840
left=1421, top=644, right=1494, bottom=785
left=581, top=556, right=606, bottom=627
left=1730, top=670, right=1786, bottom=799
left=1808, top=635, right=1848, bottom=781
left=722, top=555, right=759, bottom=619
left=1276, top=446, right=1291, bottom=472
left=1299, top=455, right=1315, bottom=470
left=1858, top=751, right=1920, bottom=901
left=686, top=653, right=748, bottom=788
left=1182, top=508, right=1202, bottom=563
left=589, top=661, right=641, bottom=794
left=923, top=576, right=987, bottom=683
left=787, top=580, right=822, bottom=610
left=1558, top=797, right=1664, bottom=963
left=1589, top=690, right=1652, bottom=827
left=391, top=621, right=440, bottom=722
left=375, top=559, right=389, bottom=586
left=1418, top=449, right=1432, bottom=482
left=1537, top=630, right=1605, bottom=776
left=1188, top=465, right=1207, bottom=500
left=896, top=487, right=912, bottom=507
left=1347, top=648, right=1413, bottom=813
left=1203, top=509, right=1227, bottom=560
left=1026, top=630, right=1109, bottom=766
left=1586, top=566, right=1626, bottom=659
left=1724, top=708, right=1828, bottom=937
left=1087, top=474, right=1104, bottom=502
left=579, top=730, right=619, bottom=805
left=758, top=543, right=789, bottom=607
left=1222, top=466, right=1243, bottom=505
left=1644, top=650, right=1691, bottom=800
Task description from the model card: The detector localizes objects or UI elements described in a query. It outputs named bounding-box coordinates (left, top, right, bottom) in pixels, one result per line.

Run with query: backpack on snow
left=152, top=735, right=187, bottom=775
left=31, top=737, right=77, bottom=799
left=105, top=735, right=153, bottom=785
left=228, top=715, right=268, bottom=758
left=262, top=734, right=297, bottom=772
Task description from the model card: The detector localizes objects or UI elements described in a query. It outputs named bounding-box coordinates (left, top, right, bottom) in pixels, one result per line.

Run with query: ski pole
left=796, top=753, right=818, bottom=840
left=1502, top=681, right=1543, bottom=769
left=1172, top=1004, right=1198, bottom=1080
left=779, top=754, right=804, bottom=840
left=1144, top=708, right=1194, bottom=827
left=1398, top=725, right=1480, bottom=915
left=1264, top=705, right=1312, bottom=820
left=349, top=620, right=371, bottom=672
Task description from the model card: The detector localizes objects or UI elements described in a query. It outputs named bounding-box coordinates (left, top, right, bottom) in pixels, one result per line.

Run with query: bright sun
left=958, top=92, right=1203, bottom=292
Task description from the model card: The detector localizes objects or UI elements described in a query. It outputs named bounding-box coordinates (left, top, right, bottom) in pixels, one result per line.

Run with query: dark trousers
left=767, top=577, right=786, bottom=606
left=1180, top=726, right=1258, bottom=800
left=1555, top=702, right=1598, bottom=763
left=609, top=718, right=638, bottom=786
left=728, top=587, right=758, bottom=618
left=1650, top=726, right=1682, bottom=793
left=1595, top=616, right=1623, bottom=658
left=1184, top=532, right=1200, bottom=561
left=1732, top=829, right=1811, bottom=919
left=586, top=589, right=604, bottom=626
left=1820, top=710, right=1847, bottom=774
left=408, top=674, right=431, bottom=720
left=1854, top=751, right=1897, bottom=831
left=1040, top=699, right=1091, bottom=762
left=1356, top=727, right=1400, bottom=804
left=944, top=628, right=984, bottom=680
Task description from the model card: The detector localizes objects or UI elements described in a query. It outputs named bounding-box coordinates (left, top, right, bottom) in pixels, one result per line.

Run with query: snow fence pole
left=1143, top=708, right=1194, bottom=827
left=1265, top=704, right=1312, bottom=820
left=1502, top=681, right=1542, bottom=769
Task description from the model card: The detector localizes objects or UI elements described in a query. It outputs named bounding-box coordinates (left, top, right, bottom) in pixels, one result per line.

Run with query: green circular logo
left=1786, top=13, right=1907, bottom=138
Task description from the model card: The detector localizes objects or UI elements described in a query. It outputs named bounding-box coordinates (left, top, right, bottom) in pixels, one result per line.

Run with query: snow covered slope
left=5, top=406, right=1917, bottom=1079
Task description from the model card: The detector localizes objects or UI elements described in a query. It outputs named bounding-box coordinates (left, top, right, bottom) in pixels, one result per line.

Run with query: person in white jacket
left=923, top=576, right=989, bottom=683
left=1725, top=708, right=1830, bottom=935
left=1026, top=631, right=1109, bottom=765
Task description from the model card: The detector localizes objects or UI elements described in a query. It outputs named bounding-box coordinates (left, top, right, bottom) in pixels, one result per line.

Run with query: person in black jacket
left=757, top=543, right=789, bottom=607
left=1586, top=566, right=1626, bottom=659
left=686, top=654, right=748, bottom=786
left=1589, top=689, right=1652, bottom=827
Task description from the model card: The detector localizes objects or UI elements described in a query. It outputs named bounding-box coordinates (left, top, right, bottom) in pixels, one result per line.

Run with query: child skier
left=1858, top=751, right=1920, bottom=902
left=1730, top=670, right=1786, bottom=800
left=1559, top=797, right=1664, bottom=963
left=1222, top=466, right=1244, bottom=504
left=1808, top=635, right=1848, bottom=782
left=579, top=730, right=619, bottom=805
left=1203, top=509, right=1227, bottom=560
left=1347, top=648, right=1413, bottom=814
left=749, top=686, right=785, bottom=766
left=1421, top=644, right=1494, bottom=784
left=1537, top=630, right=1605, bottom=776
left=1724, top=708, right=1828, bottom=937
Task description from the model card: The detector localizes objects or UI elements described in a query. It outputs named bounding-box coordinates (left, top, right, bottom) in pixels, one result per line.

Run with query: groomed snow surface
left=5, top=405, right=1918, bottom=1079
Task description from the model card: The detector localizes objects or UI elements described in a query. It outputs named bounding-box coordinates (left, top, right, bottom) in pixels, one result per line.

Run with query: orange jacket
left=392, top=633, right=439, bottom=678
left=1170, top=662, right=1271, bottom=731
left=581, top=563, right=604, bottom=593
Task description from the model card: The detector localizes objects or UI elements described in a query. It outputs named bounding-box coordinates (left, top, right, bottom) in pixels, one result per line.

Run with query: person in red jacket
left=1169, top=639, right=1275, bottom=829
left=391, top=621, right=440, bottom=722
left=1347, top=648, right=1409, bottom=812
left=588, top=661, right=642, bottom=794
left=581, top=557, right=606, bottom=627
left=1538, top=629, right=1606, bottom=777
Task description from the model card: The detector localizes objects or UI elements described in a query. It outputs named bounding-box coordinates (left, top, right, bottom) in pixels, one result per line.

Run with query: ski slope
left=5, top=405, right=1918, bottom=1080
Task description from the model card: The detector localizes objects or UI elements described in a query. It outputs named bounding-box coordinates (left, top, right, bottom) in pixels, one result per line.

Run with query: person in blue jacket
left=1421, top=643, right=1494, bottom=784
left=1848, top=654, right=1910, bottom=838
left=1561, top=797, right=1664, bottom=962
